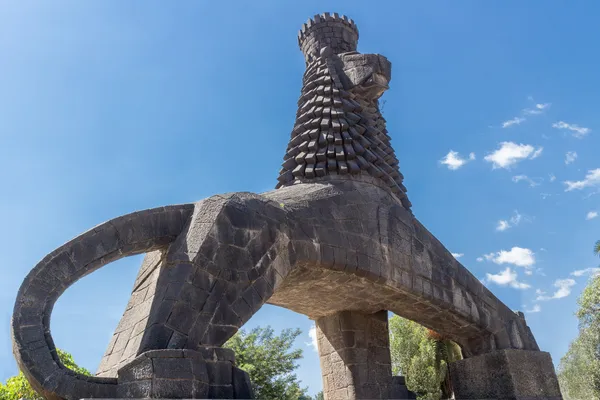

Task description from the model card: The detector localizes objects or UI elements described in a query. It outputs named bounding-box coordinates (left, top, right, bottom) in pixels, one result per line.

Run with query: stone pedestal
left=115, top=348, right=253, bottom=399
left=449, top=349, right=562, bottom=400
left=316, top=310, right=404, bottom=400
left=389, top=376, right=417, bottom=399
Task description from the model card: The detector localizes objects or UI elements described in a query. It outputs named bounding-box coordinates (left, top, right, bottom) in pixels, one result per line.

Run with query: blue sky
left=1, top=1, right=599, bottom=396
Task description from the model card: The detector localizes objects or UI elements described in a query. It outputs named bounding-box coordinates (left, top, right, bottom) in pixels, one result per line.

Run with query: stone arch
left=264, top=176, right=538, bottom=358
left=11, top=205, right=194, bottom=400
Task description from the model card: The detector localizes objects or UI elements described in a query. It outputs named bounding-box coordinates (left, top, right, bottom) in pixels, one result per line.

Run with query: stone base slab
left=114, top=348, right=253, bottom=399
left=449, top=349, right=562, bottom=400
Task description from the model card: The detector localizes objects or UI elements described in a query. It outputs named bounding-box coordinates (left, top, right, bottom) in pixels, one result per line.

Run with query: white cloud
left=535, top=289, right=546, bottom=295
left=531, top=147, right=544, bottom=159
left=536, top=279, right=576, bottom=300
left=485, top=142, right=543, bottom=169
left=496, top=220, right=510, bottom=231
left=512, top=175, right=542, bottom=187
left=306, top=324, right=318, bottom=352
left=524, top=304, right=541, bottom=313
left=451, top=253, right=464, bottom=259
left=476, top=257, right=484, bottom=262
left=485, top=267, right=531, bottom=289
left=586, top=211, right=598, bottom=220
left=524, top=270, right=533, bottom=276
left=481, top=247, right=536, bottom=268
left=549, top=174, right=556, bottom=182
left=511, top=211, right=523, bottom=225
left=571, top=267, right=600, bottom=277
left=440, top=151, right=476, bottom=170
left=564, top=168, right=600, bottom=191
left=523, top=103, right=551, bottom=115
left=565, top=151, right=578, bottom=165
left=495, top=211, right=523, bottom=231
left=502, top=117, right=526, bottom=128
left=552, top=121, right=591, bottom=138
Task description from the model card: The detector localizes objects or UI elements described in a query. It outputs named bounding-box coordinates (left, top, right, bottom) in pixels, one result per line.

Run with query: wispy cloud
left=496, top=210, right=523, bottom=231
left=499, top=102, right=551, bottom=128
left=502, top=117, right=525, bottom=128
left=485, top=142, right=543, bottom=169
left=524, top=304, right=541, bottom=313
left=440, top=151, right=476, bottom=170
left=496, top=220, right=510, bottom=231
left=564, top=168, right=600, bottom=191
left=512, top=175, right=543, bottom=187
left=451, top=253, right=464, bottom=259
left=536, top=279, right=576, bottom=300
left=485, top=267, right=531, bottom=289
left=523, top=103, right=551, bottom=115
left=571, top=267, right=600, bottom=277
left=306, top=324, right=318, bottom=352
left=565, top=151, right=578, bottom=165
left=586, top=211, right=598, bottom=220
left=549, top=174, right=556, bottom=182
left=552, top=121, right=591, bottom=138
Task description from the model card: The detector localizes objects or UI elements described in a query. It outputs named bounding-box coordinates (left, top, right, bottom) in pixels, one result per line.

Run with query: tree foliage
left=224, top=326, right=308, bottom=400
left=0, top=349, right=90, bottom=400
left=559, top=267, right=600, bottom=400
left=389, top=314, right=462, bottom=400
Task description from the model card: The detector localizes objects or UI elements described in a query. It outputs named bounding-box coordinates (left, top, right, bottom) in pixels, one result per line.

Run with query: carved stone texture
left=298, top=12, right=359, bottom=62
left=115, top=348, right=251, bottom=399
left=316, top=310, right=416, bottom=400
left=116, top=349, right=209, bottom=398
left=449, top=349, right=563, bottom=400
left=10, top=12, right=562, bottom=400
left=278, top=13, right=412, bottom=211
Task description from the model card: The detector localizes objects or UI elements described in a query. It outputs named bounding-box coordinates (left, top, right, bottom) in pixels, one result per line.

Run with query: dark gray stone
left=449, top=349, right=562, bottom=400
left=232, top=366, right=254, bottom=399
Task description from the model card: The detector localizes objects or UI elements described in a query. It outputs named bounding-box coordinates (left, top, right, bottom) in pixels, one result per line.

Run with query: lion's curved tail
left=10, top=204, right=194, bottom=400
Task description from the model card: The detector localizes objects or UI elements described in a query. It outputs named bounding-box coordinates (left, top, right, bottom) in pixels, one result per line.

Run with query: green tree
left=389, top=314, right=462, bottom=400
left=224, top=326, right=308, bottom=400
left=0, top=349, right=90, bottom=400
left=558, top=328, right=599, bottom=400
left=558, top=244, right=600, bottom=400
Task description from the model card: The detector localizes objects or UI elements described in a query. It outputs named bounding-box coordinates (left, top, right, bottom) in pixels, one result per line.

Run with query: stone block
left=206, top=360, right=233, bottom=385
left=449, top=349, right=562, bottom=400
left=117, top=349, right=211, bottom=399
left=208, top=384, right=234, bottom=399
left=232, top=366, right=254, bottom=399
left=116, top=356, right=153, bottom=382
left=152, top=378, right=195, bottom=398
